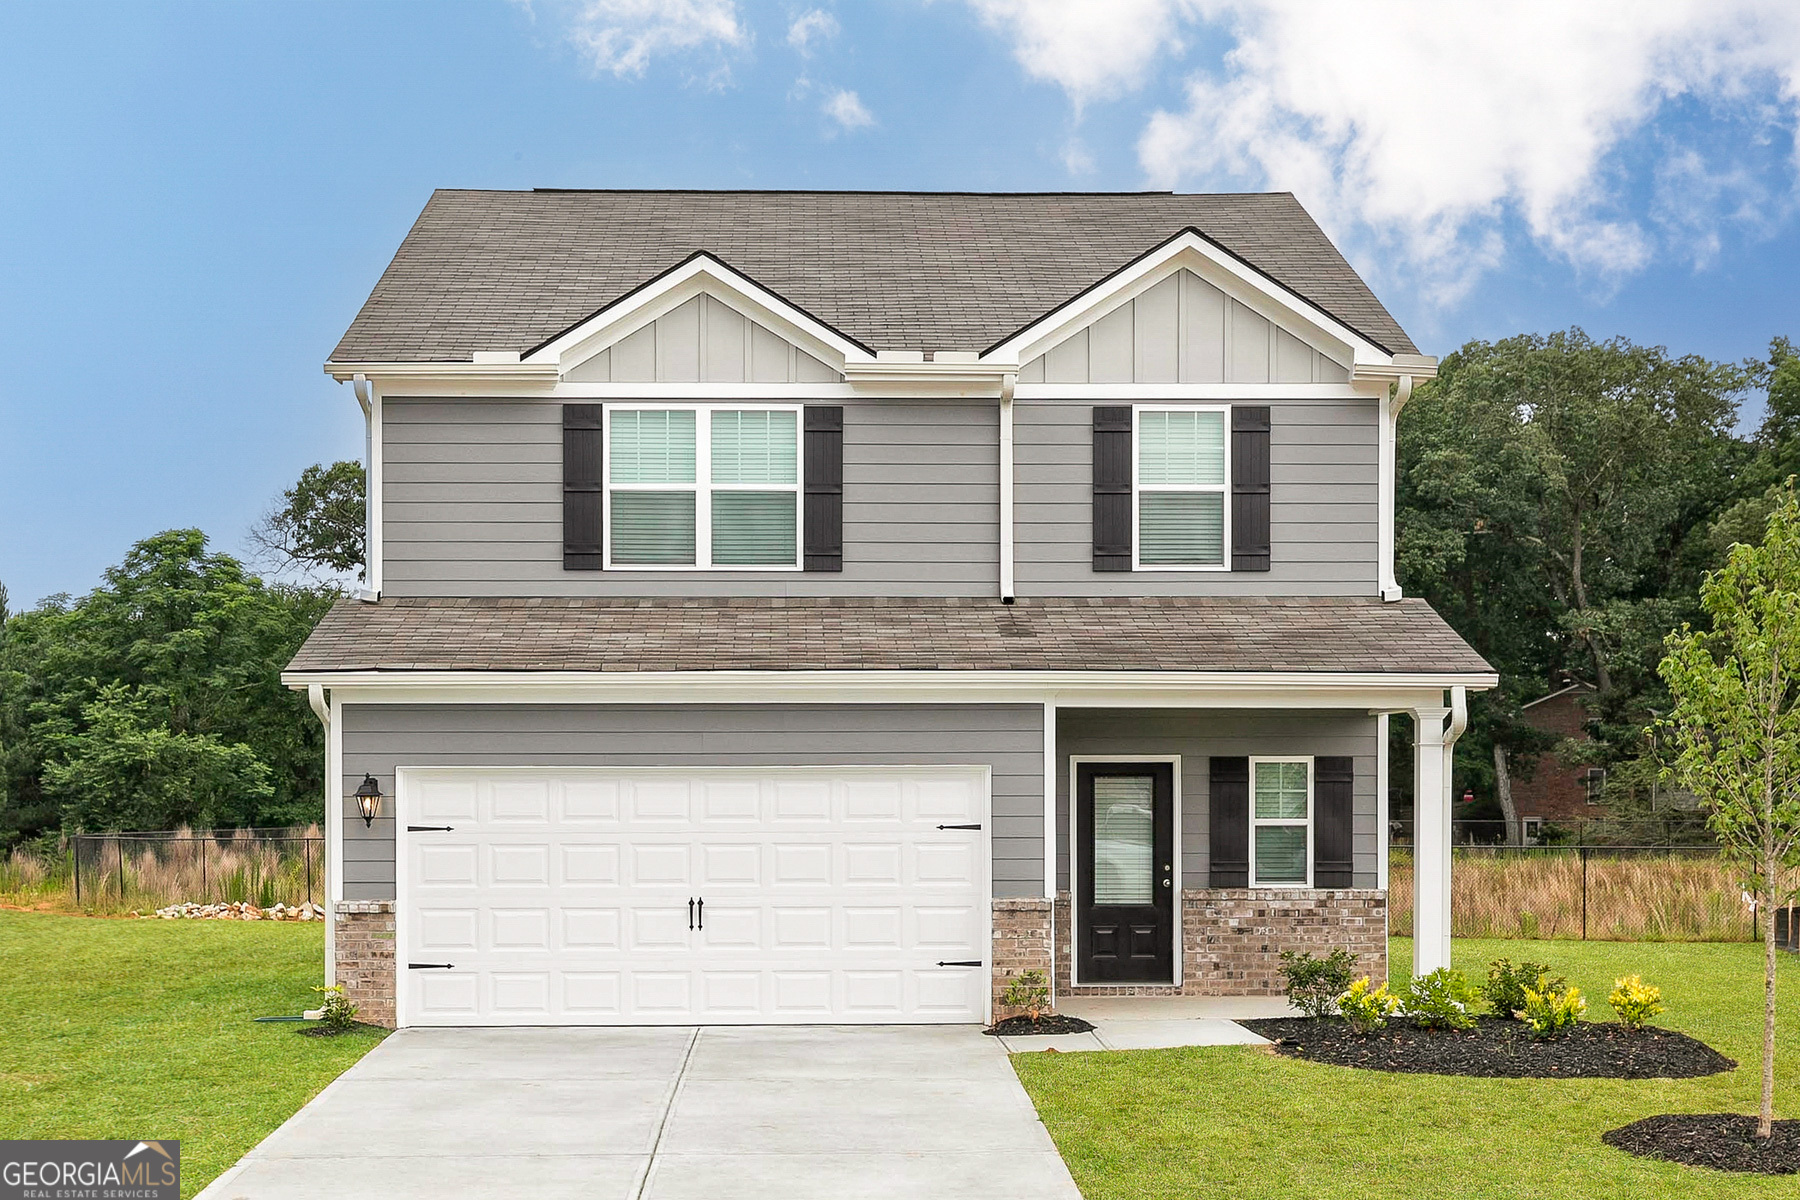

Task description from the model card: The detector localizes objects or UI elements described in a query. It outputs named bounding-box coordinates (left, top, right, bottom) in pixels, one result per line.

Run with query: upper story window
left=1134, top=405, right=1230, bottom=570
left=606, top=405, right=801, bottom=570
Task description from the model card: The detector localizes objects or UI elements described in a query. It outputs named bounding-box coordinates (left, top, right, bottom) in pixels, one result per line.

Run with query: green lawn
left=1015, top=938, right=1800, bottom=1199
left=0, top=910, right=384, bottom=1199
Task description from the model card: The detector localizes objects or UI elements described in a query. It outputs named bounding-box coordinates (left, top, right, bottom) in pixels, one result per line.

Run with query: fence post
left=1580, top=845, right=1589, bottom=941
left=118, top=838, right=126, bottom=903
left=304, top=838, right=312, bottom=906
left=73, top=838, right=81, bottom=907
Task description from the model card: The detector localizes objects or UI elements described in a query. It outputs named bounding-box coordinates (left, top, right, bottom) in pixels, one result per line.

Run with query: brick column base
left=334, top=901, right=397, bottom=1029
left=990, top=897, right=1054, bottom=1019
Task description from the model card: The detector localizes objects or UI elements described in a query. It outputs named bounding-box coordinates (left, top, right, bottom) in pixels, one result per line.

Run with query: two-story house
left=283, top=190, right=1495, bottom=1029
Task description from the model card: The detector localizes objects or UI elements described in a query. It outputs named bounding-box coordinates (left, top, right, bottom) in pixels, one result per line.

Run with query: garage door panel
left=401, top=767, right=988, bottom=1026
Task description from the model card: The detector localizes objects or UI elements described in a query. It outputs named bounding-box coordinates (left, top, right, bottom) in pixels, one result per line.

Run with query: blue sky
left=3, top=0, right=1799, bottom=607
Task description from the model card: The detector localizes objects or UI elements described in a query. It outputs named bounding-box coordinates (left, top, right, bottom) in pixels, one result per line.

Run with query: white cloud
left=787, top=8, right=839, bottom=54
left=967, top=0, right=1193, bottom=108
left=554, top=0, right=746, bottom=78
left=822, top=88, right=875, bottom=132
left=970, top=0, right=1800, bottom=305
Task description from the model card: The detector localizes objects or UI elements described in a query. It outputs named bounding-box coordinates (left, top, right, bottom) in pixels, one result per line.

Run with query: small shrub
left=1607, top=975, right=1665, bottom=1029
left=1000, top=969, right=1050, bottom=1021
left=1400, top=968, right=1478, bottom=1030
left=1483, top=958, right=1564, bottom=1019
left=1522, top=978, right=1585, bottom=1038
left=1279, top=948, right=1357, bottom=1018
left=1336, top=976, right=1400, bottom=1034
left=313, top=985, right=358, bottom=1033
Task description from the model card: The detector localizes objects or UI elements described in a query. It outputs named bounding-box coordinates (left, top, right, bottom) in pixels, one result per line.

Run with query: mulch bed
left=1604, top=1113, right=1800, bottom=1174
left=984, top=1013, right=1097, bottom=1037
left=1239, top=1016, right=1735, bottom=1079
left=297, top=1022, right=383, bottom=1038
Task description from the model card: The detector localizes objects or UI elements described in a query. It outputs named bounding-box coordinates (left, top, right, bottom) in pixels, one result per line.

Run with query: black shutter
left=1092, top=406, right=1132, bottom=571
left=804, top=405, right=843, bottom=572
left=1313, top=756, right=1355, bottom=888
left=563, top=404, right=603, bottom=570
left=1232, top=405, right=1271, bottom=571
left=1208, top=756, right=1249, bottom=887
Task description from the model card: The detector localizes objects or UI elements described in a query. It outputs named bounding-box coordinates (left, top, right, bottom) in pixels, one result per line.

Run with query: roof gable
left=329, top=190, right=1418, bottom=365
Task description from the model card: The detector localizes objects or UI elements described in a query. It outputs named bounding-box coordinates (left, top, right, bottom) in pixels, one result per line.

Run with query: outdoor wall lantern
left=354, top=775, right=384, bottom=827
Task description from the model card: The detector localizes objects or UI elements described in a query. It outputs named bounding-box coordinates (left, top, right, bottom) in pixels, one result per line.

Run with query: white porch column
left=1411, top=704, right=1452, bottom=977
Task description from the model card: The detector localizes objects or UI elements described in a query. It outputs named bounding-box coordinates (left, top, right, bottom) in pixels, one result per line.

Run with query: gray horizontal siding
left=381, top=397, right=998, bottom=597
left=1055, top=708, right=1380, bottom=892
left=1014, top=397, right=1379, bottom=596
left=339, top=703, right=1046, bottom=902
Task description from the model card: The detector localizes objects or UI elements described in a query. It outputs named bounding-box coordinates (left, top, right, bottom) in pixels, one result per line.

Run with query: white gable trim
left=982, top=230, right=1397, bottom=376
left=523, top=253, right=874, bottom=375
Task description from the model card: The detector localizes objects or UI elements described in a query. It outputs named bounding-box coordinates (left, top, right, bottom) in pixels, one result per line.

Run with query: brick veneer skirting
left=334, top=901, right=396, bottom=1029
left=991, top=898, right=1055, bottom=1015
left=1052, top=889, right=1387, bottom=998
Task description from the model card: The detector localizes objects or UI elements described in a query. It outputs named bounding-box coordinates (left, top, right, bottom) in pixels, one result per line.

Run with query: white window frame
left=1132, top=403, right=1232, bottom=572
left=602, top=402, right=804, bottom=571
left=1249, top=754, right=1313, bottom=888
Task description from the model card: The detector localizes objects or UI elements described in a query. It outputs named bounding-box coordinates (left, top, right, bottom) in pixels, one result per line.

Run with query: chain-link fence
left=1388, top=842, right=1754, bottom=942
left=71, top=827, right=324, bottom=912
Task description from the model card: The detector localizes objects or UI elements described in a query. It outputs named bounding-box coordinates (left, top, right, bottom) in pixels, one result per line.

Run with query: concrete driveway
left=197, top=1026, right=1082, bottom=1200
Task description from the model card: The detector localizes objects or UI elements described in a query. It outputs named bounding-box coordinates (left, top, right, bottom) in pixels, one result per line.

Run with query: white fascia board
left=981, top=232, right=1390, bottom=374
left=325, top=361, right=560, bottom=385
left=1015, top=382, right=1372, bottom=402
left=286, top=668, right=1496, bottom=709
left=523, top=254, right=871, bottom=374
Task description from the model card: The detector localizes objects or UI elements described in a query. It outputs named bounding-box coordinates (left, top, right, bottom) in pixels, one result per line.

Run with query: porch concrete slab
left=197, top=1025, right=1081, bottom=1200
left=997, top=1031, right=1107, bottom=1053
left=1093, top=1018, right=1270, bottom=1050
left=1059, top=994, right=1298, bottom=1021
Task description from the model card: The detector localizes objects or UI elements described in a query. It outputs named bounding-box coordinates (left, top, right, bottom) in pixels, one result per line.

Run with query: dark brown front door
left=1076, top=762, right=1175, bottom=983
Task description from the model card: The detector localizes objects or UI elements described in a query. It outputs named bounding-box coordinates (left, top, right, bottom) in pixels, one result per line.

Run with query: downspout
left=307, top=684, right=335, bottom=985
left=307, top=683, right=329, bottom=732
left=1378, top=374, right=1414, bottom=602
left=1444, top=683, right=1468, bottom=836
left=999, top=371, right=1017, bottom=604
left=352, top=375, right=378, bottom=603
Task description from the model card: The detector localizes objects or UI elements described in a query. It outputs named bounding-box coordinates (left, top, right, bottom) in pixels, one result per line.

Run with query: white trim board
left=1067, top=754, right=1182, bottom=989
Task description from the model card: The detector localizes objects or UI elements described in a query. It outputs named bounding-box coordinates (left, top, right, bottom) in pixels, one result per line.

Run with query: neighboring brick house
left=283, top=190, right=1496, bottom=1029
left=1513, top=681, right=1605, bottom=835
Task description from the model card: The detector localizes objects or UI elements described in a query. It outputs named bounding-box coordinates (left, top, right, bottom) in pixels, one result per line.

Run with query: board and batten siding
left=339, top=703, right=1047, bottom=901
left=1018, top=269, right=1350, bottom=386
left=562, top=294, right=842, bottom=385
left=1013, top=396, right=1379, bottom=595
left=381, top=396, right=998, bottom=597
left=1055, top=709, right=1381, bottom=891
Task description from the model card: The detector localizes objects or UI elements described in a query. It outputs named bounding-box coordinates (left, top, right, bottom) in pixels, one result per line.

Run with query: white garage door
left=396, top=767, right=989, bottom=1027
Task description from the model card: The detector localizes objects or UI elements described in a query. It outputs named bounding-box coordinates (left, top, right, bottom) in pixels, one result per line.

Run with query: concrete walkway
left=996, top=995, right=1295, bottom=1053
left=197, top=1026, right=1081, bottom=1200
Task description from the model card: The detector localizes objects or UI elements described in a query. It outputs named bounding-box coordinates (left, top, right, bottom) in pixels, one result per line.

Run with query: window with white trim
left=1251, top=758, right=1311, bottom=886
left=606, top=406, right=800, bottom=569
left=1135, top=406, right=1229, bottom=568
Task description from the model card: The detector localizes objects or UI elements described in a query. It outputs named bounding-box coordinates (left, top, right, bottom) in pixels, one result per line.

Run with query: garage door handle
left=688, top=898, right=695, bottom=930
left=407, top=825, right=455, bottom=832
left=936, top=824, right=981, bottom=830
left=936, top=960, right=982, bottom=967
left=408, top=963, right=455, bottom=970
left=696, top=897, right=704, bottom=930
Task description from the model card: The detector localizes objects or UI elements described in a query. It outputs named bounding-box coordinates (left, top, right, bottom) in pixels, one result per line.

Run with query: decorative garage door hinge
left=936, top=960, right=982, bottom=967
left=407, top=825, right=455, bottom=831
left=936, top=823, right=981, bottom=830
left=408, top=963, right=455, bottom=969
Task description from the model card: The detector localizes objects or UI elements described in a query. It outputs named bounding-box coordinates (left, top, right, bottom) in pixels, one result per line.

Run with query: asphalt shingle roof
left=330, top=190, right=1417, bottom=363
left=285, top=596, right=1490, bottom=676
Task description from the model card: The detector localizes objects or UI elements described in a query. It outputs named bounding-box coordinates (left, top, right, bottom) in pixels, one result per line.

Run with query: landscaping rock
left=149, top=900, right=325, bottom=922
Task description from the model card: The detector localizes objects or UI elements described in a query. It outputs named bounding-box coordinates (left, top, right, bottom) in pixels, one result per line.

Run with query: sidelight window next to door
left=1076, top=762, right=1175, bottom=984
